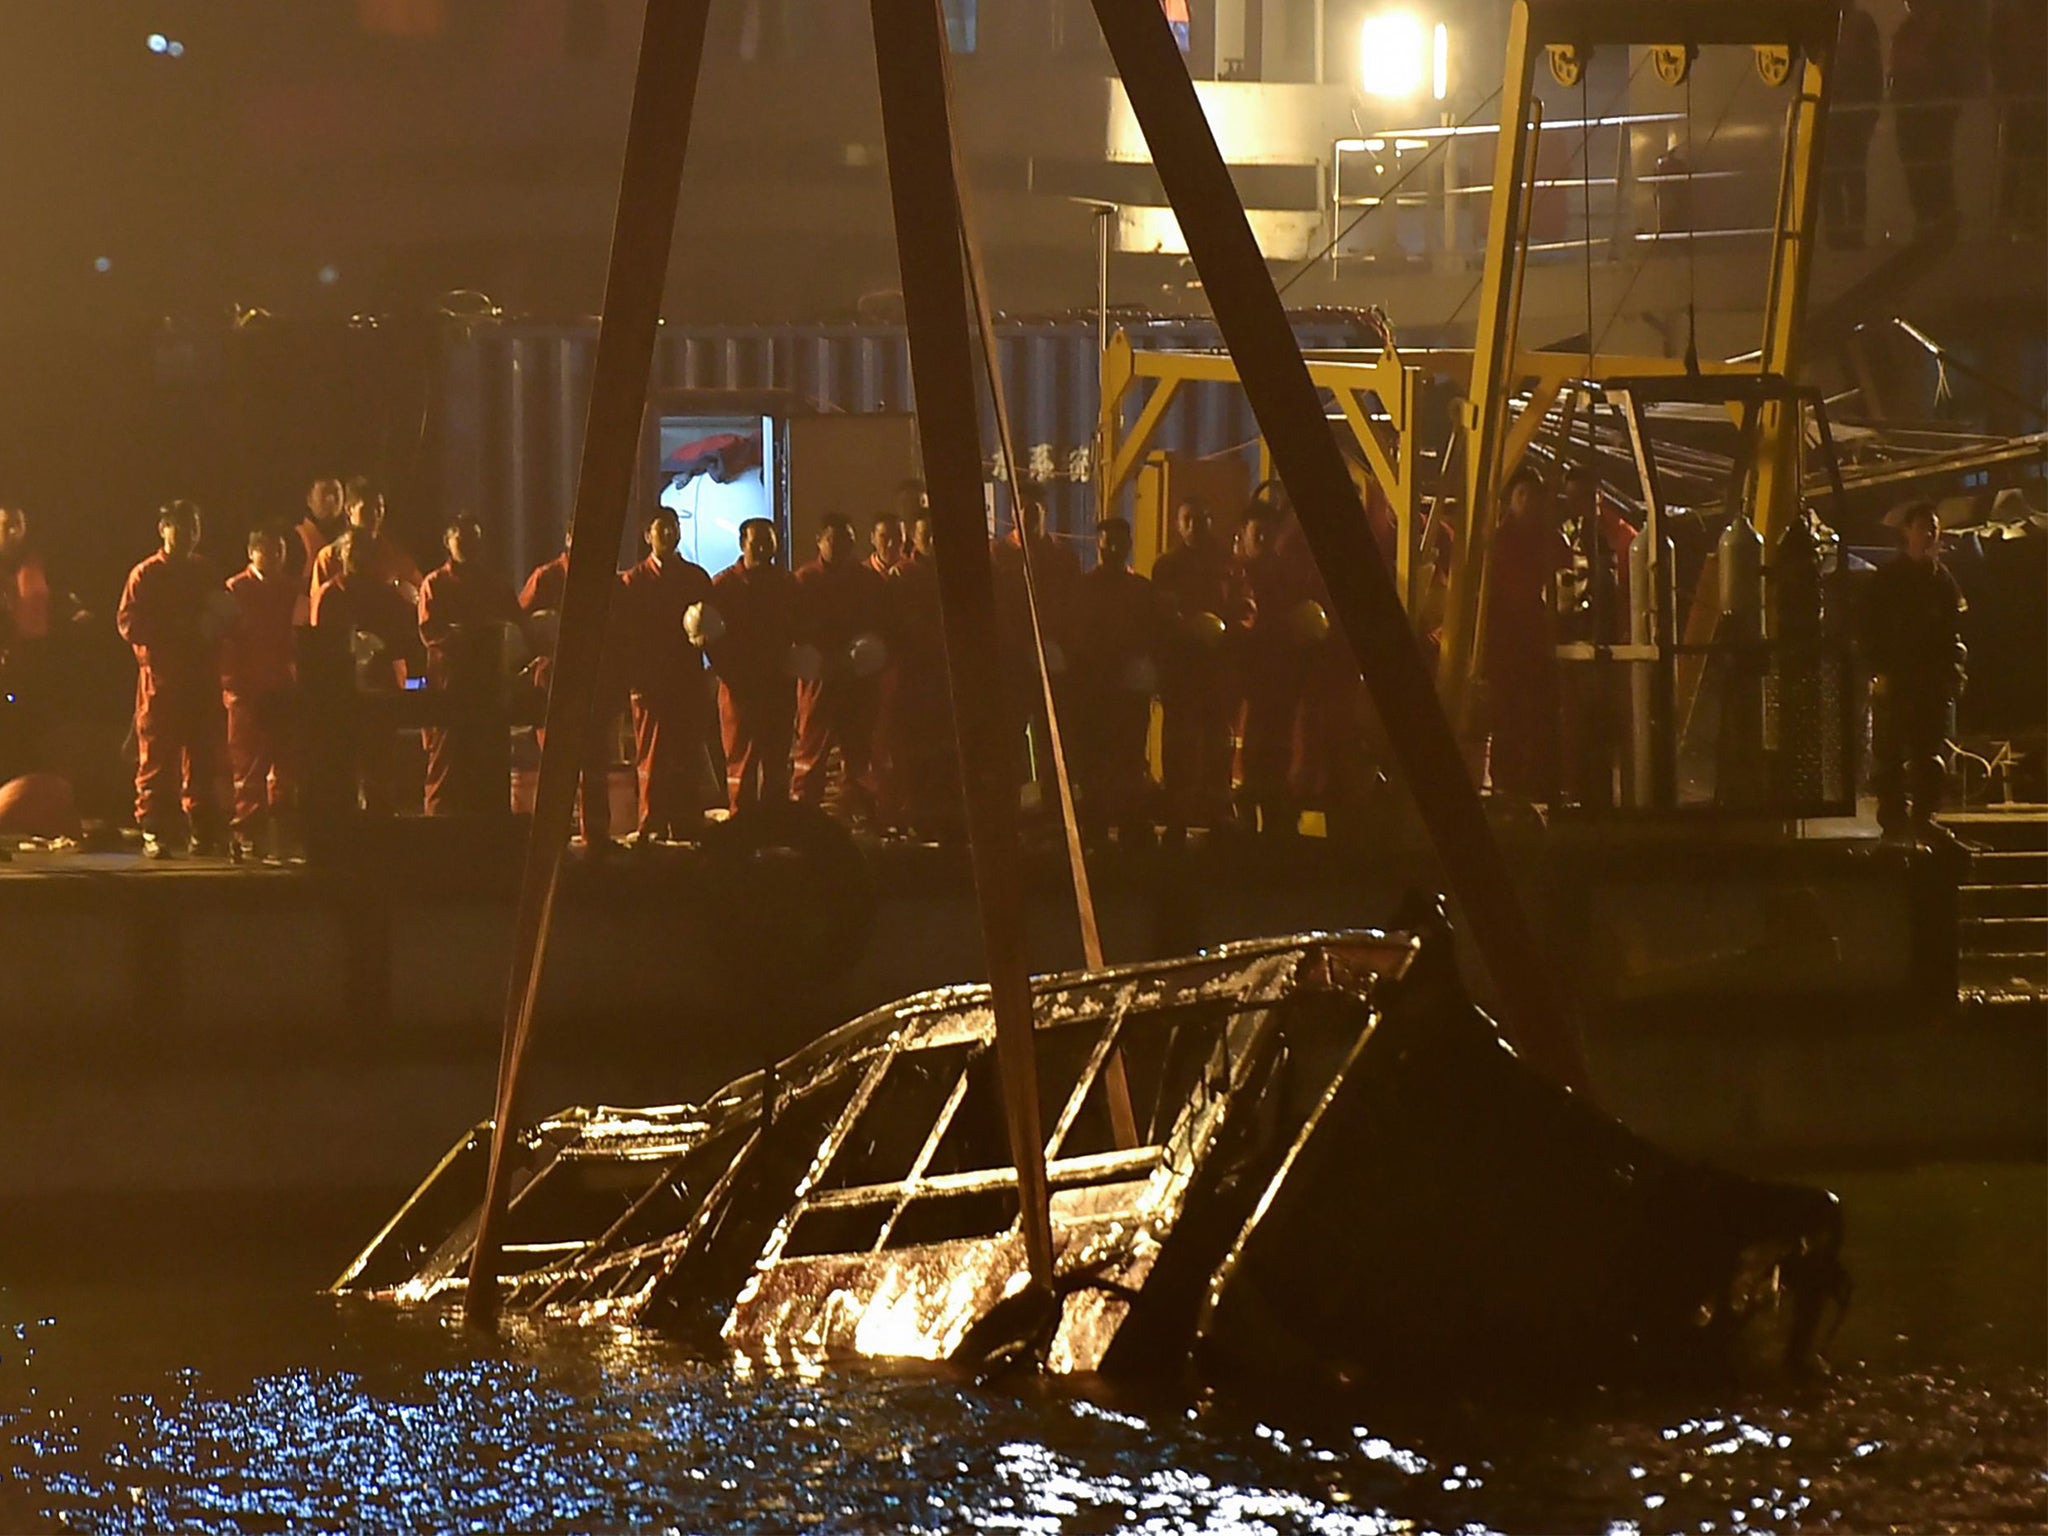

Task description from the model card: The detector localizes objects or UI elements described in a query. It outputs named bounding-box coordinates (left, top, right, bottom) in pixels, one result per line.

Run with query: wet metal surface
left=0, top=1164, right=2039, bottom=1533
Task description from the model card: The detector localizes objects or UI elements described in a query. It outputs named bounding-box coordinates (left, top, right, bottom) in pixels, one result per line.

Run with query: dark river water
left=1, top=1164, right=2041, bottom=1534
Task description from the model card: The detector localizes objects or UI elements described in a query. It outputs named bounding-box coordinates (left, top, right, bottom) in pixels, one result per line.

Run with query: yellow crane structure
left=1097, top=0, right=1843, bottom=722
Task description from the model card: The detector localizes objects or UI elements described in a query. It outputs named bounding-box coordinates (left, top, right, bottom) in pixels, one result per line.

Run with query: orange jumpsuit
left=616, top=552, right=717, bottom=838
left=791, top=556, right=887, bottom=811
left=710, top=561, right=798, bottom=813
left=311, top=572, right=422, bottom=814
left=117, top=550, right=229, bottom=840
left=220, top=566, right=299, bottom=837
left=518, top=550, right=613, bottom=844
left=307, top=532, right=422, bottom=607
left=1070, top=563, right=1159, bottom=835
left=1149, top=540, right=1235, bottom=830
left=418, top=559, right=518, bottom=816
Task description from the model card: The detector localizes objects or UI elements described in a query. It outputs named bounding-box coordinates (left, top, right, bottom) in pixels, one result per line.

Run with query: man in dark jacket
left=1862, top=500, right=1965, bottom=841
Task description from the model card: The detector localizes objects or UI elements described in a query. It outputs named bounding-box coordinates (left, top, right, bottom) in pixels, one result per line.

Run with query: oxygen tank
left=1718, top=514, right=1764, bottom=630
left=1768, top=514, right=1826, bottom=797
left=1627, top=524, right=1677, bottom=808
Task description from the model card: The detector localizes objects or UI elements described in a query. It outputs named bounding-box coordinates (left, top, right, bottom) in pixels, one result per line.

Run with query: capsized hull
left=336, top=930, right=1845, bottom=1385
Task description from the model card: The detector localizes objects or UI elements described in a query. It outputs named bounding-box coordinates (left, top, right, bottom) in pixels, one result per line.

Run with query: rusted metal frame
left=329, top=1123, right=484, bottom=1292
left=1046, top=983, right=1144, bottom=1153
left=804, top=1147, right=1161, bottom=1212
left=1192, top=1020, right=1377, bottom=1347
left=531, top=1123, right=765, bottom=1310
left=427, top=1132, right=578, bottom=1294
left=1089, top=0, right=1588, bottom=1094
left=871, top=1059, right=982, bottom=1250
left=785, top=1026, right=917, bottom=1205
left=870, top=0, right=1056, bottom=1289
left=937, top=35, right=1139, bottom=1153
left=466, top=0, right=715, bottom=1326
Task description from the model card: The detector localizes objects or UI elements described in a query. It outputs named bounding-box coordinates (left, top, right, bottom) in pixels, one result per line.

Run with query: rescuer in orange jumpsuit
left=289, top=475, right=346, bottom=600
left=1149, top=499, right=1235, bottom=837
left=418, top=515, right=519, bottom=817
left=221, top=524, right=300, bottom=860
left=518, top=530, right=615, bottom=850
left=1227, top=505, right=1308, bottom=835
left=117, top=500, right=230, bottom=857
left=792, top=513, right=888, bottom=820
left=1270, top=499, right=1366, bottom=826
left=1482, top=465, right=1572, bottom=800
left=710, top=517, right=798, bottom=813
left=312, top=527, right=425, bottom=815
left=868, top=512, right=907, bottom=577
left=1070, top=516, right=1159, bottom=845
left=307, top=477, right=423, bottom=608
left=616, top=506, right=718, bottom=844
left=0, top=505, right=89, bottom=782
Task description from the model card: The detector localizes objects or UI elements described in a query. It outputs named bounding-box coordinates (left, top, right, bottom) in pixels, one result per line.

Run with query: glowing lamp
left=1359, top=12, right=1427, bottom=99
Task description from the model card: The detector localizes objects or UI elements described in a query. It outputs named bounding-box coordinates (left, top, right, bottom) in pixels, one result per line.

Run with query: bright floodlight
left=1359, top=11, right=1428, bottom=99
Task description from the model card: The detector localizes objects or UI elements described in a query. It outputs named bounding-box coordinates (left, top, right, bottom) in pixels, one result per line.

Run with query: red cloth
left=221, top=566, right=300, bottom=834
left=118, top=551, right=229, bottom=837
left=518, top=551, right=569, bottom=615
left=791, top=555, right=886, bottom=810
left=1482, top=510, right=1572, bottom=797
left=616, top=553, right=717, bottom=836
left=307, top=532, right=423, bottom=606
left=710, top=560, right=797, bottom=812
left=1069, top=564, right=1158, bottom=831
left=1150, top=541, right=1235, bottom=828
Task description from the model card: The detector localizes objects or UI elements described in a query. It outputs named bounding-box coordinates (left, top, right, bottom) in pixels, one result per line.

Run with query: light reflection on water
left=0, top=1164, right=2040, bottom=1535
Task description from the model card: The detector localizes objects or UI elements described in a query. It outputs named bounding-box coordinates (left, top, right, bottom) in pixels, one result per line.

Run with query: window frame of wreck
left=766, top=969, right=1305, bottom=1264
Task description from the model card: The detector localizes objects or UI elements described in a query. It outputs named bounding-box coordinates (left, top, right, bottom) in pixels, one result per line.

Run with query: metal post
left=871, top=0, right=1057, bottom=1289
left=1095, top=205, right=1114, bottom=358
left=1754, top=50, right=1832, bottom=544
left=466, top=0, right=714, bottom=1326
left=1088, top=0, right=1588, bottom=1094
left=1441, top=0, right=1538, bottom=724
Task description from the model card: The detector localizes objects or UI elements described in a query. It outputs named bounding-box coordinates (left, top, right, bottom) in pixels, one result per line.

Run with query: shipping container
left=433, top=313, right=1387, bottom=581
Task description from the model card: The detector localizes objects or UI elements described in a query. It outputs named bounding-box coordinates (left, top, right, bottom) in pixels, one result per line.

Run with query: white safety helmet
left=683, top=601, right=725, bottom=649
left=1119, top=654, right=1160, bottom=695
left=847, top=631, right=889, bottom=678
left=784, top=642, right=823, bottom=683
